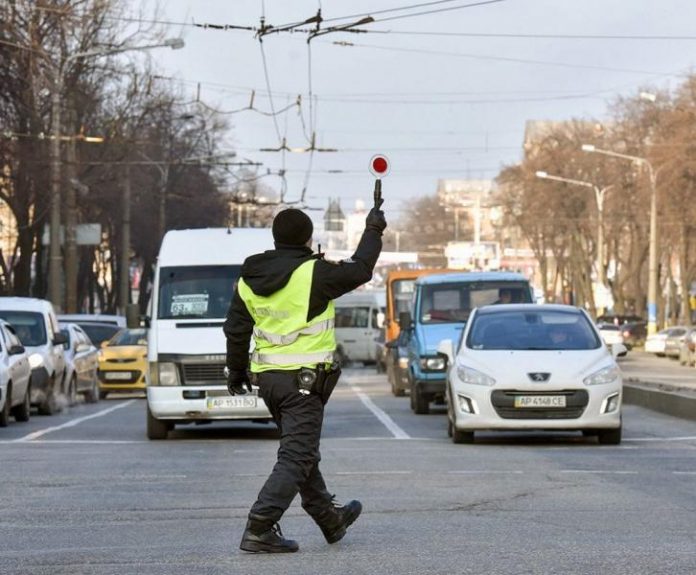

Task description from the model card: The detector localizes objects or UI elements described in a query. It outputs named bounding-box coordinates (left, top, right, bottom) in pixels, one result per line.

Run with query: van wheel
left=12, top=381, right=31, bottom=422
left=38, top=378, right=58, bottom=415
left=0, top=383, right=11, bottom=427
left=412, top=383, right=429, bottom=415
left=147, top=405, right=172, bottom=440
left=597, top=425, right=622, bottom=445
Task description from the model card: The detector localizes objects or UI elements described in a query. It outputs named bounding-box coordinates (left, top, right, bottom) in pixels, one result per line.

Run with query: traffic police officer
left=224, top=204, right=386, bottom=553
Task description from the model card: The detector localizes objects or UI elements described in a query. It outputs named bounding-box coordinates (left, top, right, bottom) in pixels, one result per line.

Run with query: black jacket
left=223, top=227, right=383, bottom=380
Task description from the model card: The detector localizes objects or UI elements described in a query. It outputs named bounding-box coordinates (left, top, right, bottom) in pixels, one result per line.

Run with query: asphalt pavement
left=1, top=366, right=696, bottom=575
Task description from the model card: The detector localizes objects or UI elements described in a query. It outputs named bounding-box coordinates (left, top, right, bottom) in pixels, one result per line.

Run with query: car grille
left=491, top=390, right=589, bottom=420
left=105, top=358, right=137, bottom=364
left=181, top=363, right=226, bottom=385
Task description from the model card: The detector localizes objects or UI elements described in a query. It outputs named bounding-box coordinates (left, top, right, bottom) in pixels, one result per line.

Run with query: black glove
left=366, top=207, right=387, bottom=235
left=226, top=368, right=252, bottom=395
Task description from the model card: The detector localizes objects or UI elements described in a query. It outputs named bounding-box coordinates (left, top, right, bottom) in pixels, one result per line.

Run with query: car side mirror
left=437, top=338, right=455, bottom=366
left=9, top=344, right=25, bottom=356
left=611, top=343, right=628, bottom=358
left=52, top=332, right=68, bottom=346
left=398, top=311, right=412, bottom=330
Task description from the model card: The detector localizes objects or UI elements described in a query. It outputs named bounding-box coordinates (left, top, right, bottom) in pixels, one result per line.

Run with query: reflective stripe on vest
left=250, top=350, right=335, bottom=366
left=253, top=318, right=335, bottom=346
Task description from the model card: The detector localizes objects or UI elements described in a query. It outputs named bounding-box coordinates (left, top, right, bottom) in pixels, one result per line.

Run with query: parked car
left=596, top=323, right=625, bottom=346
left=678, top=328, right=696, bottom=366
left=406, top=271, right=533, bottom=414
left=98, top=328, right=148, bottom=399
left=0, top=297, right=66, bottom=415
left=664, top=326, right=689, bottom=359
left=439, top=304, right=625, bottom=445
left=386, top=326, right=411, bottom=397
left=59, top=322, right=100, bottom=405
left=0, top=320, right=32, bottom=426
left=620, top=321, right=647, bottom=350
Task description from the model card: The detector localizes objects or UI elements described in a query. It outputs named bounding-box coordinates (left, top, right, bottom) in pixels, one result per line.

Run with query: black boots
left=239, top=514, right=299, bottom=553
left=317, top=500, right=363, bottom=544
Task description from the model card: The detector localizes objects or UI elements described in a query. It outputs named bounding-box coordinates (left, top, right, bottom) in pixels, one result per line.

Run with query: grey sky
left=147, top=0, right=696, bottom=220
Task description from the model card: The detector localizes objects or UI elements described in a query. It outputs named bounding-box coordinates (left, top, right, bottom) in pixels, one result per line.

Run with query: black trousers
left=249, top=370, right=333, bottom=523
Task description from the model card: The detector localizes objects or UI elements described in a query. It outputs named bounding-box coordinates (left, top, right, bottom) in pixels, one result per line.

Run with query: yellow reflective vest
left=237, top=259, right=336, bottom=373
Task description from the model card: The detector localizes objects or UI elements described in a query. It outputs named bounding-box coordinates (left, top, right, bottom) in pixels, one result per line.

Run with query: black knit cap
left=272, top=208, right=313, bottom=246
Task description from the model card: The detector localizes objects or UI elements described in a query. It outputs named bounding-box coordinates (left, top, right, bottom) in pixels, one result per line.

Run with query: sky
left=137, top=0, right=696, bottom=222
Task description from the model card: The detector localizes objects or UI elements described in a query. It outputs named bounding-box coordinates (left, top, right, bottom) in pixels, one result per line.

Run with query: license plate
left=104, top=371, right=132, bottom=381
left=206, top=396, right=257, bottom=410
left=514, top=395, right=566, bottom=408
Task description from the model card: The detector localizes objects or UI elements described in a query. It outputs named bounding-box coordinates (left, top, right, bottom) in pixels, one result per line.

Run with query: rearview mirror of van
left=376, top=311, right=385, bottom=329
left=398, top=311, right=412, bottom=330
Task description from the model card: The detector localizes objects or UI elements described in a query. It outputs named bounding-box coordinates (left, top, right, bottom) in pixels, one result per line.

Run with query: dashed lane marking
left=11, top=400, right=137, bottom=442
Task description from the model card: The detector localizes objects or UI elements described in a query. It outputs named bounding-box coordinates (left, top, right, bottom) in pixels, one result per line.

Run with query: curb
left=623, top=382, right=696, bottom=422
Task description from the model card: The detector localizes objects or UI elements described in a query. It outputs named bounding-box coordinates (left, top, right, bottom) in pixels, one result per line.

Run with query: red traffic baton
left=369, top=154, right=390, bottom=208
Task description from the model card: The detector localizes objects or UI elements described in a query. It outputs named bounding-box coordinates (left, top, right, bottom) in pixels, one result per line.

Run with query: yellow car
left=98, top=328, right=148, bottom=398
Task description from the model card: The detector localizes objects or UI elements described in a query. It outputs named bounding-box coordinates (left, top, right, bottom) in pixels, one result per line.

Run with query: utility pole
left=119, top=165, right=131, bottom=314
left=48, top=88, right=63, bottom=308
left=64, top=109, right=78, bottom=313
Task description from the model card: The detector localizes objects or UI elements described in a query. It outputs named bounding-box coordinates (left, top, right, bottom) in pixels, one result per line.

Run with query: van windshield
left=0, top=311, right=47, bottom=346
left=335, top=306, right=371, bottom=328
left=419, top=281, right=531, bottom=324
left=158, top=265, right=242, bottom=320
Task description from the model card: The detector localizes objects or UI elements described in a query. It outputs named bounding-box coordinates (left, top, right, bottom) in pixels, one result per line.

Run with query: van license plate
left=206, top=397, right=257, bottom=410
left=514, top=395, right=566, bottom=408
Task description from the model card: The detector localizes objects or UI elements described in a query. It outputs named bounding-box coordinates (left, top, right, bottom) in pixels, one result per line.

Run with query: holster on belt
left=315, top=363, right=341, bottom=405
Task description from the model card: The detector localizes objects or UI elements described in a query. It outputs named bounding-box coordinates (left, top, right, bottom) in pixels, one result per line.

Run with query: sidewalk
left=619, top=350, right=696, bottom=421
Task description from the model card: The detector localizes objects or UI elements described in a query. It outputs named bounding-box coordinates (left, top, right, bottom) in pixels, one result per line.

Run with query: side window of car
left=5, top=326, right=22, bottom=349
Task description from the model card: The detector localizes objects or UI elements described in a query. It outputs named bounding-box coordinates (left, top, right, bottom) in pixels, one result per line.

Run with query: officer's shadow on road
left=166, top=421, right=281, bottom=441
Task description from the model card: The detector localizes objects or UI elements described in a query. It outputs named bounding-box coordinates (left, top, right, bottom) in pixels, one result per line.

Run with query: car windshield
left=467, top=309, right=602, bottom=351
left=0, top=311, right=46, bottom=346
left=108, top=328, right=148, bottom=347
left=158, top=265, right=241, bottom=320
left=80, top=324, right=121, bottom=346
left=419, top=281, right=531, bottom=324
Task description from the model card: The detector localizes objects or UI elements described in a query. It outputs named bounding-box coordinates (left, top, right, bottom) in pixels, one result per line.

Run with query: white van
left=334, top=292, right=384, bottom=365
left=146, top=228, right=275, bottom=440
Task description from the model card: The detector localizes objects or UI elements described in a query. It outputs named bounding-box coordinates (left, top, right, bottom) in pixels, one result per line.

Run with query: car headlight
left=154, top=362, right=180, bottom=386
left=584, top=365, right=620, bottom=386
left=28, top=353, right=44, bottom=370
left=398, top=357, right=409, bottom=369
left=456, top=362, right=496, bottom=386
left=420, top=356, right=446, bottom=371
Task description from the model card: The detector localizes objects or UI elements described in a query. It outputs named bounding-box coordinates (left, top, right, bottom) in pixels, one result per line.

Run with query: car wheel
left=447, top=416, right=453, bottom=438
left=99, top=391, right=108, bottom=400
left=452, top=427, right=474, bottom=444
left=0, top=383, right=11, bottom=427
left=68, top=376, right=78, bottom=407
left=597, top=425, right=622, bottom=445
left=12, top=381, right=31, bottom=422
left=147, top=404, right=172, bottom=440
left=38, top=377, right=58, bottom=415
left=84, top=378, right=99, bottom=404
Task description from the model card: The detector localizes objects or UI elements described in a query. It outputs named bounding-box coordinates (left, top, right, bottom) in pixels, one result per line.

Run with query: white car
left=440, top=304, right=625, bottom=445
left=0, top=297, right=67, bottom=415
left=59, top=323, right=100, bottom=405
left=645, top=329, right=670, bottom=356
left=597, top=323, right=625, bottom=346
left=0, top=319, right=32, bottom=426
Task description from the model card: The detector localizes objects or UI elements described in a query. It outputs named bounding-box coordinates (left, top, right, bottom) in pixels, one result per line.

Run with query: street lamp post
left=535, top=170, right=613, bottom=287
left=581, top=144, right=660, bottom=334
left=48, top=38, right=185, bottom=310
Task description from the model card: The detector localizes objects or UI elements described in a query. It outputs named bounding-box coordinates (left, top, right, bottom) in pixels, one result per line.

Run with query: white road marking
left=346, top=383, right=411, bottom=440
left=336, top=470, right=413, bottom=475
left=625, top=436, right=696, bottom=442
left=559, top=470, right=638, bottom=475
left=12, top=400, right=137, bottom=442
left=673, top=471, right=696, bottom=475
left=448, top=470, right=524, bottom=475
